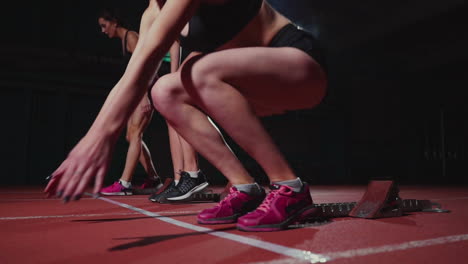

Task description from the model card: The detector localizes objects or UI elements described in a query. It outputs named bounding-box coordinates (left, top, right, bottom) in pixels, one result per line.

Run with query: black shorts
left=268, top=23, right=327, bottom=73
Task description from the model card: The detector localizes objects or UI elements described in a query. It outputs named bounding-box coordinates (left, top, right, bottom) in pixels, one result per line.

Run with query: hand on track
left=44, top=135, right=114, bottom=202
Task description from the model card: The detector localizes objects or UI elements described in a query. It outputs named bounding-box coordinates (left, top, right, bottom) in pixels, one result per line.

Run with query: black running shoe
left=148, top=178, right=177, bottom=203
left=165, top=171, right=209, bottom=203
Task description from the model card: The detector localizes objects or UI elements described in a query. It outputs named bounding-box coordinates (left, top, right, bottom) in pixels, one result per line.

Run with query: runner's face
left=98, top=17, right=117, bottom=38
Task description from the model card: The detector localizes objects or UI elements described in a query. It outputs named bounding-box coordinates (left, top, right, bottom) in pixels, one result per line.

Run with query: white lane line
left=247, top=234, right=468, bottom=264
left=325, top=234, right=468, bottom=260
left=0, top=210, right=201, bottom=220
left=0, top=192, right=43, bottom=194
left=95, top=195, right=330, bottom=264
left=0, top=197, right=157, bottom=201
left=0, top=198, right=86, bottom=201
left=0, top=212, right=139, bottom=220
left=432, top=196, right=468, bottom=201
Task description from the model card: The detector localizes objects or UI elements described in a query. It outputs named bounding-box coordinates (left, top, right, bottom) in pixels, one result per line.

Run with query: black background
left=1, top=0, right=467, bottom=186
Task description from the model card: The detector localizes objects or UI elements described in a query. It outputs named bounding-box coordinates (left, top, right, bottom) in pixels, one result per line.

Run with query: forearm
left=89, top=57, right=161, bottom=136
left=86, top=0, right=197, bottom=139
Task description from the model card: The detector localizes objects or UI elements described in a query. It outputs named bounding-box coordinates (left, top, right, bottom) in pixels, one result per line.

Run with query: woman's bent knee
left=151, top=73, right=184, bottom=114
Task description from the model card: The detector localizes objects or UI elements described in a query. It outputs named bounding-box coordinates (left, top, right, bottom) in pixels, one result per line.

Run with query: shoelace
left=113, top=182, right=125, bottom=189
left=178, top=175, right=196, bottom=193
left=256, top=189, right=280, bottom=213
left=160, top=183, right=176, bottom=194
left=215, top=188, right=239, bottom=208
left=176, top=171, right=189, bottom=191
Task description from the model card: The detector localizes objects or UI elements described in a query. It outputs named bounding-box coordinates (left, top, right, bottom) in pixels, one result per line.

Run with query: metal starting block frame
left=191, top=183, right=232, bottom=202
left=299, top=179, right=450, bottom=223
left=191, top=192, right=221, bottom=202
left=307, top=199, right=449, bottom=219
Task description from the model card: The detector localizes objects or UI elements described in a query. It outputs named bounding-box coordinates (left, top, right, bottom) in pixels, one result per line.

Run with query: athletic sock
left=119, top=179, right=132, bottom=188
left=234, top=182, right=263, bottom=196
left=186, top=170, right=200, bottom=178
left=273, top=177, right=303, bottom=192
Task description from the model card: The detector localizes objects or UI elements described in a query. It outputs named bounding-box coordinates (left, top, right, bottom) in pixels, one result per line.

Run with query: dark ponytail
left=98, top=7, right=128, bottom=28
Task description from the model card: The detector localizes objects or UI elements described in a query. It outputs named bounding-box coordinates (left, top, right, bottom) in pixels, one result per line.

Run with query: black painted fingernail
left=56, top=190, right=64, bottom=197
left=72, top=195, right=82, bottom=201
left=63, top=196, right=71, bottom=203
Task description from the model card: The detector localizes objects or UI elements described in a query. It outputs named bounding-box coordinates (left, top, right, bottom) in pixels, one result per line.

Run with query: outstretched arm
left=94, top=0, right=198, bottom=136
left=45, top=0, right=200, bottom=201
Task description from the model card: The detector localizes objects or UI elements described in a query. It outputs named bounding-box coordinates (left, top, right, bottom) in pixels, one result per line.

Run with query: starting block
left=293, top=179, right=449, bottom=226
left=349, top=179, right=402, bottom=218
left=191, top=182, right=232, bottom=202
left=191, top=192, right=221, bottom=202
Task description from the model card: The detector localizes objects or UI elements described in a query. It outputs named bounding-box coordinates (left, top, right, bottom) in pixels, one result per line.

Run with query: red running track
left=1, top=184, right=467, bottom=264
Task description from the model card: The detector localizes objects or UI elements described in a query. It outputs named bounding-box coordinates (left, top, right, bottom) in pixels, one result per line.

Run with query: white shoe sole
left=166, top=182, right=209, bottom=201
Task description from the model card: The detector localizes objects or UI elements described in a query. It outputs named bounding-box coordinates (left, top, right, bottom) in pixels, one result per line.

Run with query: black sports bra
left=180, top=0, right=262, bottom=52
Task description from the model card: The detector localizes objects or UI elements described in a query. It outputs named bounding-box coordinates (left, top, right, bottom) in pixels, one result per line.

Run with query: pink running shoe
left=138, top=180, right=154, bottom=189
left=133, top=178, right=163, bottom=195
left=100, top=181, right=133, bottom=196
left=237, top=183, right=313, bottom=232
left=197, top=186, right=266, bottom=224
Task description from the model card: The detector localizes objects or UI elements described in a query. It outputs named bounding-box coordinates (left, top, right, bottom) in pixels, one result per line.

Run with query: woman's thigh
left=182, top=47, right=327, bottom=116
